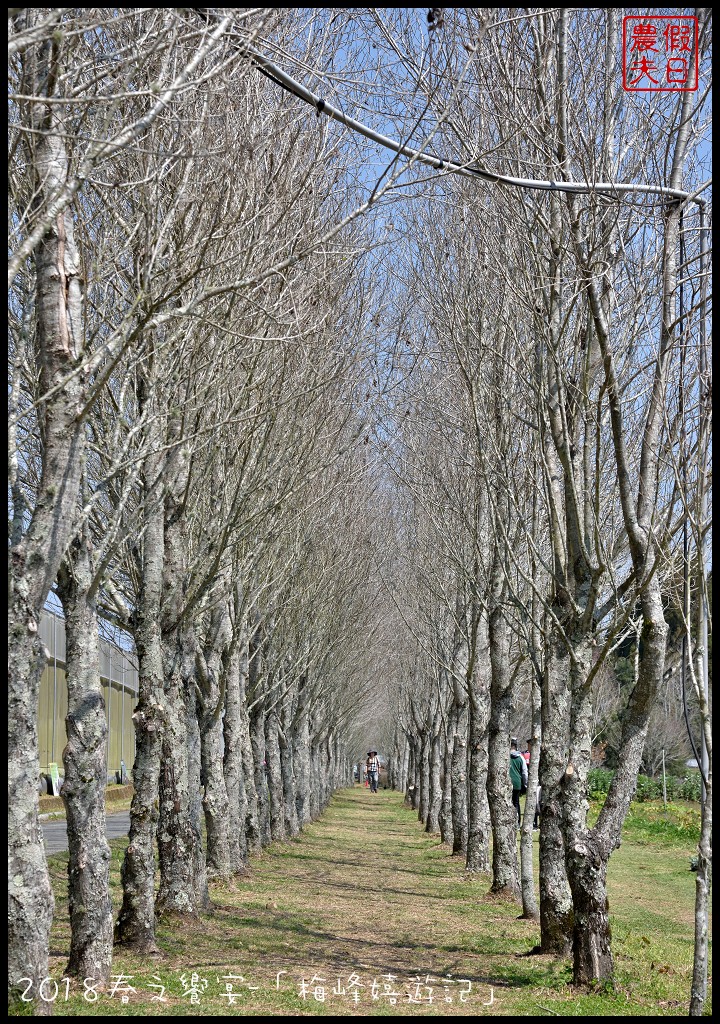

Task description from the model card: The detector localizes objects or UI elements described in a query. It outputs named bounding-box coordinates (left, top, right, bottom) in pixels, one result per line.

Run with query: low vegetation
left=31, top=788, right=708, bottom=1017
left=588, top=768, right=703, bottom=805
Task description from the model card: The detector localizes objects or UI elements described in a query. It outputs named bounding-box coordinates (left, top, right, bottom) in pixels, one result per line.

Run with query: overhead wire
left=186, top=7, right=710, bottom=209
left=238, top=34, right=710, bottom=208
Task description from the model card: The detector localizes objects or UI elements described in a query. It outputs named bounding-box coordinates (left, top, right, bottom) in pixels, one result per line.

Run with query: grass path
left=43, top=787, right=703, bottom=1016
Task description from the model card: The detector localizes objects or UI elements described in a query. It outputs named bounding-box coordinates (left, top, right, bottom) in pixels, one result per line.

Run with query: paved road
left=42, top=811, right=131, bottom=854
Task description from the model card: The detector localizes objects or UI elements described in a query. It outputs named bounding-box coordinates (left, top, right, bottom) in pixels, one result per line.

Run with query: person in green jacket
left=509, top=737, right=528, bottom=825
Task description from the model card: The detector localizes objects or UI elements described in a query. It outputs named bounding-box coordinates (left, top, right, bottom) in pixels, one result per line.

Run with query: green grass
left=30, top=789, right=709, bottom=1016
left=620, top=801, right=701, bottom=846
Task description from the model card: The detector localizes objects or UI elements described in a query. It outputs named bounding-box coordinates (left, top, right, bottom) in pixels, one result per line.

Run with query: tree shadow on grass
left=278, top=874, right=472, bottom=902
left=214, top=907, right=543, bottom=989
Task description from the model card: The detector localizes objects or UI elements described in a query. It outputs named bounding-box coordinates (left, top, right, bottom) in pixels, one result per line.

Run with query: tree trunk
left=561, top=634, right=602, bottom=979
left=281, top=730, right=299, bottom=837
left=250, top=705, right=271, bottom=845
left=154, top=406, right=201, bottom=916
left=201, top=693, right=231, bottom=878
left=406, top=740, right=419, bottom=810
left=223, top=645, right=248, bottom=873
left=450, top=700, right=469, bottom=855
left=155, top=626, right=199, bottom=918
left=690, top=776, right=711, bottom=1015
left=565, top=587, right=668, bottom=985
left=307, top=740, right=319, bottom=819
left=241, top=699, right=262, bottom=856
left=538, top=621, right=573, bottom=953
left=388, top=730, right=400, bottom=790
left=9, top=98, right=85, bottom=1011
left=565, top=833, right=612, bottom=985
left=399, top=736, right=410, bottom=792
left=8, top=602, right=57, bottom=1011
left=57, top=533, right=113, bottom=982
left=116, top=669, right=164, bottom=949
left=439, top=711, right=454, bottom=844
left=325, top=735, right=335, bottom=804
left=487, top=588, right=519, bottom=899
left=448, top=603, right=470, bottom=853
left=316, top=736, right=329, bottom=810
left=116, top=459, right=165, bottom=952
left=519, top=675, right=541, bottom=921
left=425, top=723, right=443, bottom=833
left=293, top=707, right=312, bottom=827
left=200, top=594, right=233, bottom=879
left=466, top=656, right=491, bottom=873
left=186, top=671, right=210, bottom=911
left=281, top=690, right=300, bottom=837
left=265, top=702, right=286, bottom=841
left=418, top=730, right=431, bottom=826
left=8, top=619, right=55, bottom=1015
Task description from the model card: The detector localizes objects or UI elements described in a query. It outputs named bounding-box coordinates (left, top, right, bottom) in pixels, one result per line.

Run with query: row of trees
left=8, top=6, right=711, bottom=1017
left=8, top=8, right=395, bottom=1012
left=368, top=7, right=711, bottom=1002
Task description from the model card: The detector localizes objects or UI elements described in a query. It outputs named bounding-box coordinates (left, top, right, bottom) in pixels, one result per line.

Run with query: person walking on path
left=366, top=750, right=380, bottom=793
left=509, top=737, right=528, bottom=825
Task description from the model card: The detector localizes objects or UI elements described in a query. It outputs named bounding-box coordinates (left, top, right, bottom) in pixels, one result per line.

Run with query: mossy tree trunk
left=57, top=525, right=113, bottom=983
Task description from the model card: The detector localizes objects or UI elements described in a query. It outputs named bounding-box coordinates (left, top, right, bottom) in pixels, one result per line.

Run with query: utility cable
left=242, top=37, right=709, bottom=208
left=186, top=8, right=709, bottom=208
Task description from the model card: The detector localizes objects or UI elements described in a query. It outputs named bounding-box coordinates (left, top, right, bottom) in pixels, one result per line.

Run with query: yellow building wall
left=108, top=680, right=121, bottom=772
left=123, top=686, right=135, bottom=769
left=55, top=666, right=68, bottom=756
left=38, top=664, right=68, bottom=772
left=38, top=665, right=53, bottom=772
left=38, top=665, right=135, bottom=776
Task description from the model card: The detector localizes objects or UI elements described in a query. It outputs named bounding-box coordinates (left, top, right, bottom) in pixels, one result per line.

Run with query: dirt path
left=220, top=786, right=530, bottom=1015
left=151, top=786, right=546, bottom=1016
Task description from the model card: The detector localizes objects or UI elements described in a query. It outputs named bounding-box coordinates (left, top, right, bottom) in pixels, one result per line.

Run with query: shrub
left=586, top=767, right=701, bottom=804
left=634, top=774, right=662, bottom=802
left=663, top=775, right=679, bottom=801
left=587, top=767, right=614, bottom=797
left=679, top=771, right=701, bottom=802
